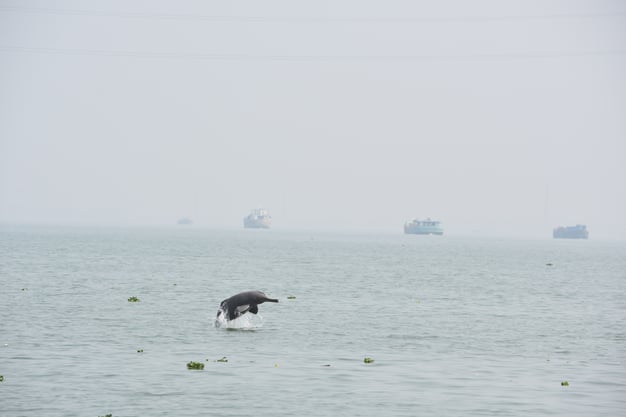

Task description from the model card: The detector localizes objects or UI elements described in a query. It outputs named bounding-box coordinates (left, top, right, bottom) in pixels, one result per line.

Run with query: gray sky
left=1, top=0, right=625, bottom=238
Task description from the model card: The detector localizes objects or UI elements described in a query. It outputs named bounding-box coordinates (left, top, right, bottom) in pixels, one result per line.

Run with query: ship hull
left=404, top=225, right=444, bottom=235
left=553, top=227, right=588, bottom=239
left=244, top=219, right=271, bottom=229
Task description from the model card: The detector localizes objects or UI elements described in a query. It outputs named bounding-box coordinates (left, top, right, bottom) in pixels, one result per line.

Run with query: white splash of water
left=214, top=307, right=264, bottom=330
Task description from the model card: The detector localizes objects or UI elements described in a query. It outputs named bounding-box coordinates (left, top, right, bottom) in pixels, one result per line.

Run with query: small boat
left=244, top=208, right=271, bottom=229
left=404, top=218, right=443, bottom=235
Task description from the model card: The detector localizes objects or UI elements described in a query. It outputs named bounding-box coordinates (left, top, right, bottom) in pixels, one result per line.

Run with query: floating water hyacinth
left=216, top=357, right=228, bottom=362
left=98, top=414, right=112, bottom=417
left=364, top=357, right=374, bottom=363
left=561, top=381, right=569, bottom=386
left=287, top=296, right=296, bottom=299
left=186, top=361, right=204, bottom=370
left=127, top=296, right=140, bottom=302
left=0, top=375, right=4, bottom=382
left=137, top=349, right=144, bottom=353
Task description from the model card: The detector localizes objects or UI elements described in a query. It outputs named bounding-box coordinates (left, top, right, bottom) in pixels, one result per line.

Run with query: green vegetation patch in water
left=127, top=296, right=140, bottom=302
left=364, top=357, right=374, bottom=364
left=187, top=361, right=205, bottom=370
left=561, top=381, right=569, bottom=386
left=216, top=356, right=228, bottom=362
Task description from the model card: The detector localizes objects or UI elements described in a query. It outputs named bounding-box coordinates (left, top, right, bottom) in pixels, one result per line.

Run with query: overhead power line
left=1, top=45, right=625, bottom=62
left=1, top=6, right=626, bottom=23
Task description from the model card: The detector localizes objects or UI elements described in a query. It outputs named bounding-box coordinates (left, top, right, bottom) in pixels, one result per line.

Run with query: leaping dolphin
left=216, top=290, right=279, bottom=321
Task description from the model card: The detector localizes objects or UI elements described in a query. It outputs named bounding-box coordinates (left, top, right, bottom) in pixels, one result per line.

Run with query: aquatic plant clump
left=187, top=361, right=205, bottom=370
left=127, top=296, right=140, bottom=302
left=287, top=296, right=296, bottom=299
left=561, top=381, right=569, bottom=386
left=216, top=357, right=228, bottom=362
left=0, top=375, right=4, bottom=382
left=364, top=357, right=374, bottom=364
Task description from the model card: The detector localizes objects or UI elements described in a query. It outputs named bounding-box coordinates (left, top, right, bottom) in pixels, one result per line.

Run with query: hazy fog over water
left=1, top=0, right=625, bottom=238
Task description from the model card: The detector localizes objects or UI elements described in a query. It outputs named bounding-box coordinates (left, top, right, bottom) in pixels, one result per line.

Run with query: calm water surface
left=1, top=226, right=625, bottom=416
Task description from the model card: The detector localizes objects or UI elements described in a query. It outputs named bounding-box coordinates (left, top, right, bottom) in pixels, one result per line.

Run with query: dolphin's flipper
left=249, top=304, right=258, bottom=314
left=236, top=304, right=250, bottom=314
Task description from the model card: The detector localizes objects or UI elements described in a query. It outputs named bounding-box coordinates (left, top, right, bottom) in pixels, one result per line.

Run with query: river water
left=1, top=226, right=625, bottom=416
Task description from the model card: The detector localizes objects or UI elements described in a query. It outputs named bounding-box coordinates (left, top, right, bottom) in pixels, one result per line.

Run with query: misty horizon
left=1, top=0, right=625, bottom=239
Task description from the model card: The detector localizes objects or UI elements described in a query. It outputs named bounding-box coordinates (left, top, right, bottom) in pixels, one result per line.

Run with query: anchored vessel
left=244, top=208, right=271, bottom=229
left=404, top=218, right=443, bottom=235
left=553, top=224, right=588, bottom=239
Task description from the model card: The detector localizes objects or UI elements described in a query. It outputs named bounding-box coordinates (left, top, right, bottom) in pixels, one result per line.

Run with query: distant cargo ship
left=244, top=208, right=271, bottom=229
left=553, top=224, right=588, bottom=239
left=404, top=218, right=443, bottom=235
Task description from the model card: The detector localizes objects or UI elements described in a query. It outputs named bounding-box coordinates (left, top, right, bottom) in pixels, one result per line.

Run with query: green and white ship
left=404, top=218, right=443, bottom=235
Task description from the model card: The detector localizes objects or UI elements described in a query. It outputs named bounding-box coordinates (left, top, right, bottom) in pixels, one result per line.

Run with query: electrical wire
left=1, top=5, right=625, bottom=23
left=1, top=45, right=624, bottom=61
